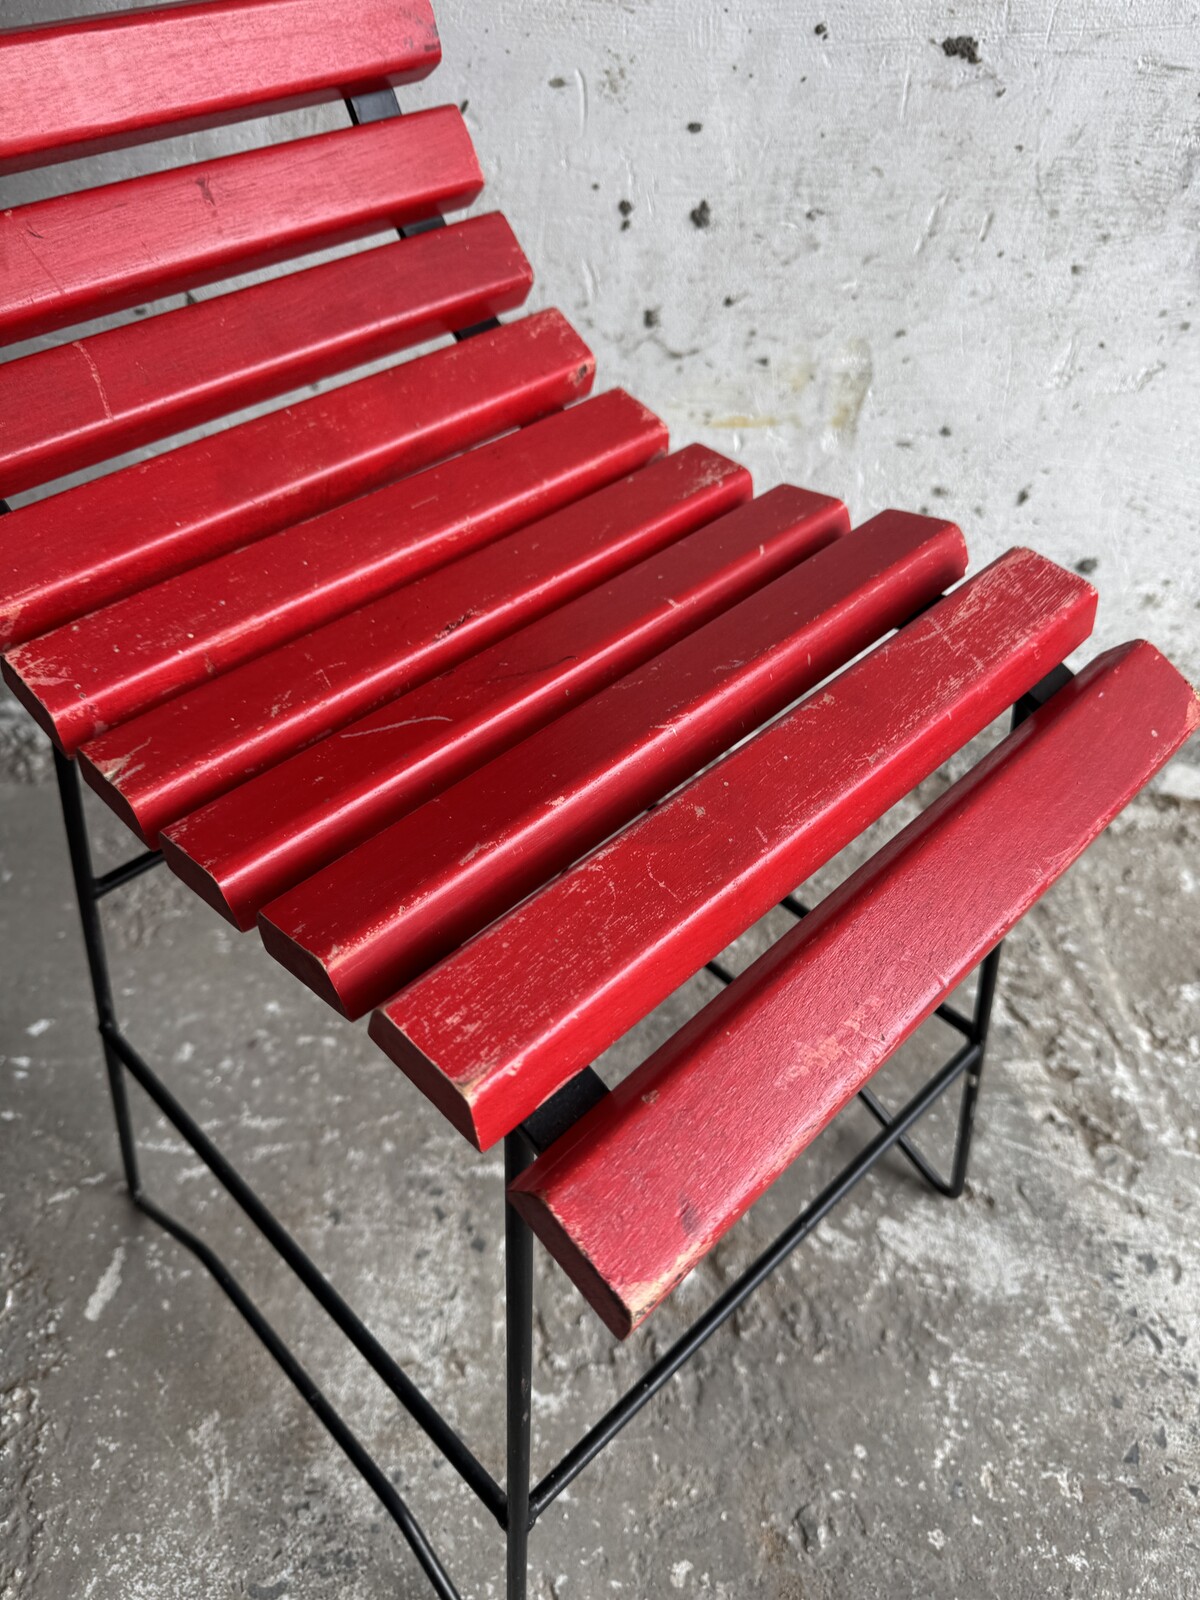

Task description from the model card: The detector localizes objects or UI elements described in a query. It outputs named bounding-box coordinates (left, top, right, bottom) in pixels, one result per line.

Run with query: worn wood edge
left=0, top=306, right=594, bottom=654
left=367, top=1010, right=488, bottom=1150
left=506, top=1182, right=636, bottom=1340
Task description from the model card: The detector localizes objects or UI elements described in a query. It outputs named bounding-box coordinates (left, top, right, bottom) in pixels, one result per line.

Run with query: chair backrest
left=0, top=1, right=590, bottom=650
left=0, top=0, right=441, bottom=173
left=0, top=0, right=479, bottom=344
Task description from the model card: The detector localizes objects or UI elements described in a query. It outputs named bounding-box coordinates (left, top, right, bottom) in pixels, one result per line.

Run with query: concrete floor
left=2, top=728, right=1198, bottom=1600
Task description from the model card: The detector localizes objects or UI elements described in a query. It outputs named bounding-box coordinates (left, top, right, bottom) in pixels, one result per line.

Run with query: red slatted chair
left=1, top=4, right=1195, bottom=1596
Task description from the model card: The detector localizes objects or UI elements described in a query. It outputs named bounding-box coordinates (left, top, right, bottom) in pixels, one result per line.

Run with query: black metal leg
left=945, top=940, right=1002, bottom=1197
left=52, top=748, right=469, bottom=1595
left=53, top=747, right=141, bottom=1195
left=505, top=1131, right=536, bottom=1600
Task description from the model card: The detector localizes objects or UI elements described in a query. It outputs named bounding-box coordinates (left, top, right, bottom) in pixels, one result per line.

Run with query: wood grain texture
left=162, top=451, right=786, bottom=927
left=0, top=108, right=481, bottom=344
left=373, top=547, right=1097, bottom=1151
left=0, top=214, right=532, bottom=497
left=78, top=389, right=666, bottom=836
left=509, top=641, right=1200, bottom=1337
left=0, top=0, right=441, bottom=174
left=4, top=311, right=601, bottom=751
left=0, top=309, right=594, bottom=653
left=264, top=509, right=964, bottom=1021
left=163, top=477, right=844, bottom=927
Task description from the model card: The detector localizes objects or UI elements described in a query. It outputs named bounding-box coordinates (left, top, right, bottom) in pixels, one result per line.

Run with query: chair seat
left=2, top=0, right=1195, bottom=1346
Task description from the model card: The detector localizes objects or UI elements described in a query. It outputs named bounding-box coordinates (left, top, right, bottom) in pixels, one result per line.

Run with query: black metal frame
left=7, top=69, right=1079, bottom=1595
left=44, top=665, right=1071, bottom=1599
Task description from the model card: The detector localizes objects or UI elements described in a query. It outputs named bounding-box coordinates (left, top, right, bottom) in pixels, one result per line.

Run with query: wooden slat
left=372, top=548, right=1098, bottom=1151
left=0, top=107, right=481, bottom=344
left=509, top=641, right=1200, bottom=1337
left=0, top=308, right=593, bottom=653
left=0, top=214, right=532, bottom=497
left=4, top=312, right=602, bottom=750
left=77, top=389, right=668, bottom=833
left=165, top=476, right=846, bottom=928
left=0, top=0, right=441, bottom=175
left=260, top=510, right=967, bottom=1020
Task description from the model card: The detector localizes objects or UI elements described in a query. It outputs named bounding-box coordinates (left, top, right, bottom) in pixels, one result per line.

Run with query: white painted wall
left=2, top=1, right=1197, bottom=770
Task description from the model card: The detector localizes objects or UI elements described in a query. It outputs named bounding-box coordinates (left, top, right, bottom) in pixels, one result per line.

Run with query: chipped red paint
left=4, top=312, right=602, bottom=751
left=0, top=310, right=594, bottom=653
left=372, top=547, right=1097, bottom=1150
left=264, top=509, right=965, bottom=1020
left=509, top=642, right=1200, bottom=1337
left=77, top=389, right=667, bottom=835
left=0, top=215, right=532, bottom=497
left=0, top=0, right=441, bottom=174
left=161, top=451, right=784, bottom=926
left=0, top=108, right=481, bottom=344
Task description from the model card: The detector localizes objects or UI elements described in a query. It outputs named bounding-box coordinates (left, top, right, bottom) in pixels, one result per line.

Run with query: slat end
left=257, top=910, right=355, bottom=1021
left=368, top=1006, right=489, bottom=1151
left=0, top=654, right=71, bottom=754
left=158, top=830, right=249, bottom=930
left=77, top=748, right=158, bottom=849
left=506, top=1180, right=636, bottom=1340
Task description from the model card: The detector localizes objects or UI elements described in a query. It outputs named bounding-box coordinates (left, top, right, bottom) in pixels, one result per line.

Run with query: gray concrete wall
left=1, top=0, right=1197, bottom=783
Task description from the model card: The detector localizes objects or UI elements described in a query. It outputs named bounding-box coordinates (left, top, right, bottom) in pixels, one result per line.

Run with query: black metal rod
left=854, top=950, right=1000, bottom=1200
left=94, top=848, right=164, bottom=897
left=53, top=750, right=116, bottom=1015
left=102, top=1022, right=507, bottom=1524
left=53, top=750, right=142, bottom=1193
left=504, top=1132, right=536, bottom=1596
left=131, top=1190, right=462, bottom=1600
left=705, top=958, right=736, bottom=985
left=934, top=1001, right=974, bottom=1036
left=528, top=1038, right=981, bottom=1520
left=945, top=941, right=1003, bottom=1197
left=856, top=1084, right=955, bottom=1195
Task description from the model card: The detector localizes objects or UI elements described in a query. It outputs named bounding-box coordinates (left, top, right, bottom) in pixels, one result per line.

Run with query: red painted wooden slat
left=0, top=215, right=532, bottom=497
left=0, top=0, right=440, bottom=175
left=261, top=510, right=967, bottom=1021
left=4, top=313, right=601, bottom=751
left=78, top=390, right=668, bottom=834
left=372, top=547, right=1098, bottom=1151
left=0, top=308, right=593, bottom=652
left=509, top=641, right=1200, bottom=1336
left=0, top=108, right=481, bottom=344
left=165, top=477, right=847, bottom=928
